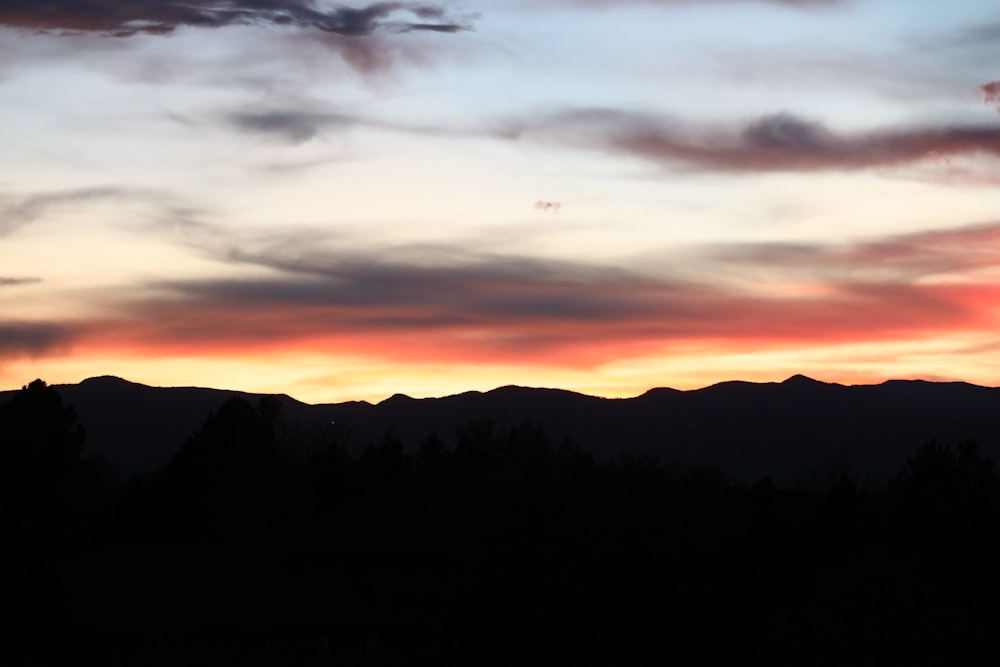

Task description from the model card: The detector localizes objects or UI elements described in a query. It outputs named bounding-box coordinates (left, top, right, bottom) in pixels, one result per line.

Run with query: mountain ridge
left=3, top=374, right=999, bottom=484
left=7, top=372, right=984, bottom=405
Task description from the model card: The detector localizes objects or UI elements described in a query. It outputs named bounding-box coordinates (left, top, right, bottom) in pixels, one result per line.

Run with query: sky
left=1, top=0, right=999, bottom=403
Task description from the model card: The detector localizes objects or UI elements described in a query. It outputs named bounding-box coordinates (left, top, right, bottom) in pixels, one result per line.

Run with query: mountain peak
left=782, top=374, right=823, bottom=386
left=79, top=375, right=140, bottom=387
left=379, top=392, right=414, bottom=406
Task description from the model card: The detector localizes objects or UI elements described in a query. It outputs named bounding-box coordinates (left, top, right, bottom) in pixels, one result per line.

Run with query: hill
left=3, top=374, right=1000, bottom=483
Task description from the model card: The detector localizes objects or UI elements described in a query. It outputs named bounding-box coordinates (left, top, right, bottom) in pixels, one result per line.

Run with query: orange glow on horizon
left=5, top=327, right=999, bottom=405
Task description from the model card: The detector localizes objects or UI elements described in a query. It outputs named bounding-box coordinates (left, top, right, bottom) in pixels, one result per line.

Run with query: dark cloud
left=227, top=109, right=357, bottom=143
left=512, top=109, right=1000, bottom=173
left=70, top=220, right=994, bottom=364
left=218, top=102, right=467, bottom=144
left=568, top=0, right=840, bottom=7
left=13, top=219, right=992, bottom=363
left=119, top=269, right=969, bottom=358
left=0, top=322, right=72, bottom=357
left=743, top=113, right=832, bottom=151
left=0, top=1, right=475, bottom=37
left=212, top=243, right=650, bottom=324
left=0, top=276, right=41, bottom=286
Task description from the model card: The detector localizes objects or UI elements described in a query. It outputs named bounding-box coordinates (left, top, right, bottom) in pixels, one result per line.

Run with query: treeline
left=5, top=379, right=1000, bottom=664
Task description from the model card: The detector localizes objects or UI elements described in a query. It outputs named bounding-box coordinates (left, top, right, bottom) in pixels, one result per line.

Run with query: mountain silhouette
left=6, top=374, right=1000, bottom=663
left=3, top=374, right=999, bottom=483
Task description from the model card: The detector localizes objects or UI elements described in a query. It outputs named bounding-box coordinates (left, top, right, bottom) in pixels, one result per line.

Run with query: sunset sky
left=2, top=0, right=999, bottom=403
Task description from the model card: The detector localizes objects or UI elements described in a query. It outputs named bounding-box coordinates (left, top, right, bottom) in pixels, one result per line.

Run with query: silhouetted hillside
left=0, top=376, right=310, bottom=475
left=6, top=377, right=1000, bottom=664
left=5, top=374, right=998, bottom=483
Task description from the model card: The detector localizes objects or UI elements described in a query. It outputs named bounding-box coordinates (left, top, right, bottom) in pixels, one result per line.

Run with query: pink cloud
left=535, top=200, right=562, bottom=213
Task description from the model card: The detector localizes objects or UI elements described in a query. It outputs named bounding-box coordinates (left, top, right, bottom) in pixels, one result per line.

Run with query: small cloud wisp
left=983, top=81, right=1000, bottom=114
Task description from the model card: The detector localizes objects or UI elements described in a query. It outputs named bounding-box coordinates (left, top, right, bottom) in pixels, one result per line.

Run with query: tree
left=0, top=379, right=89, bottom=543
left=1, top=379, right=85, bottom=472
left=161, top=397, right=283, bottom=540
left=894, top=439, right=998, bottom=507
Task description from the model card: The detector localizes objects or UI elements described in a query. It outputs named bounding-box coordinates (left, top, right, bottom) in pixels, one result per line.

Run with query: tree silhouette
left=357, top=426, right=410, bottom=490
left=894, top=438, right=1000, bottom=513
left=160, top=396, right=283, bottom=540
left=1, top=379, right=111, bottom=651
left=0, top=379, right=89, bottom=544
left=1, top=378, right=85, bottom=472
left=414, top=430, right=448, bottom=476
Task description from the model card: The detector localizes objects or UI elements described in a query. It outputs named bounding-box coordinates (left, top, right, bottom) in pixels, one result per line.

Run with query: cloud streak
left=511, top=109, right=1000, bottom=173
left=217, top=101, right=469, bottom=144
left=569, top=0, right=839, bottom=6
left=226, top=109, right=358, bottom=143
left=0, top=276, right=41, bottom=287
left=46, top=220, right=998, bottom=366
left=706, top=221, right=1000, bottom=281
left=1, top=187, right=133, bottom=235
left=0, top=1, right=475, bottom=37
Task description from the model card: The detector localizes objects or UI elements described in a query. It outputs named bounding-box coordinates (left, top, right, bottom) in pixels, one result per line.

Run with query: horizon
left=3, top=371, right=996, bottom=407
left=2, top=1, right=999, bottom=403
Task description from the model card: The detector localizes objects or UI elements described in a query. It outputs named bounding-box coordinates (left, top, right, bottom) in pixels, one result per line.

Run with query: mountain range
left=3, top=374, right=999, bottom=484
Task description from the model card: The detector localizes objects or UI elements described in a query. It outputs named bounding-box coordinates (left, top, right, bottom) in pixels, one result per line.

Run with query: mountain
left=3, top=374, right=1000, bottom=483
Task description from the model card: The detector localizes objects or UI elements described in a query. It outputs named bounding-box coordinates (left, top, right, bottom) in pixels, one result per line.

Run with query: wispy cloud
left=0, top=187, right=134, bottom=236
left=705, top=221, right=1000, bottom=281
left=509, top=108, right=1000, bottom=174
left=0, top=276, right=42, bottom=287
left=0, top=1, right=476, bottom=37
left=217, top=102, right=463, bottom=144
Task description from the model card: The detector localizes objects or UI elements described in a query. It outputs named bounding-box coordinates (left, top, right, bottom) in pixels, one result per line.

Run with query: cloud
left=0, top=322, right=72, bottom=357
left=0, top=187, right=132, bottom=235
left=54, top=218, right=996, bottom=366
left=706, top=221, right=1000, bottom=281
left=983, top=81, right=1000, bottom=114
left=960, top=22, right=1000, bottom=49
left=819, top=222, right=1000, bottom=278
left=11, top=219, right=996, bottom=365
left=510, top=109, right=1000, bottom=173
left=226, top=109, right=357, bottom=143
left=0, top=277, right=41, bottom=287
left=569, top=0, right=838, bottom=6
left=0, top=1, right=475, bottom=37
left=218, top=101, right=466, bottom=144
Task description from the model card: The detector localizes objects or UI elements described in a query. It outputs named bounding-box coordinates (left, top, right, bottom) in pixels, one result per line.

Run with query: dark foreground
left=6, top=380, right=1000, bottom=664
